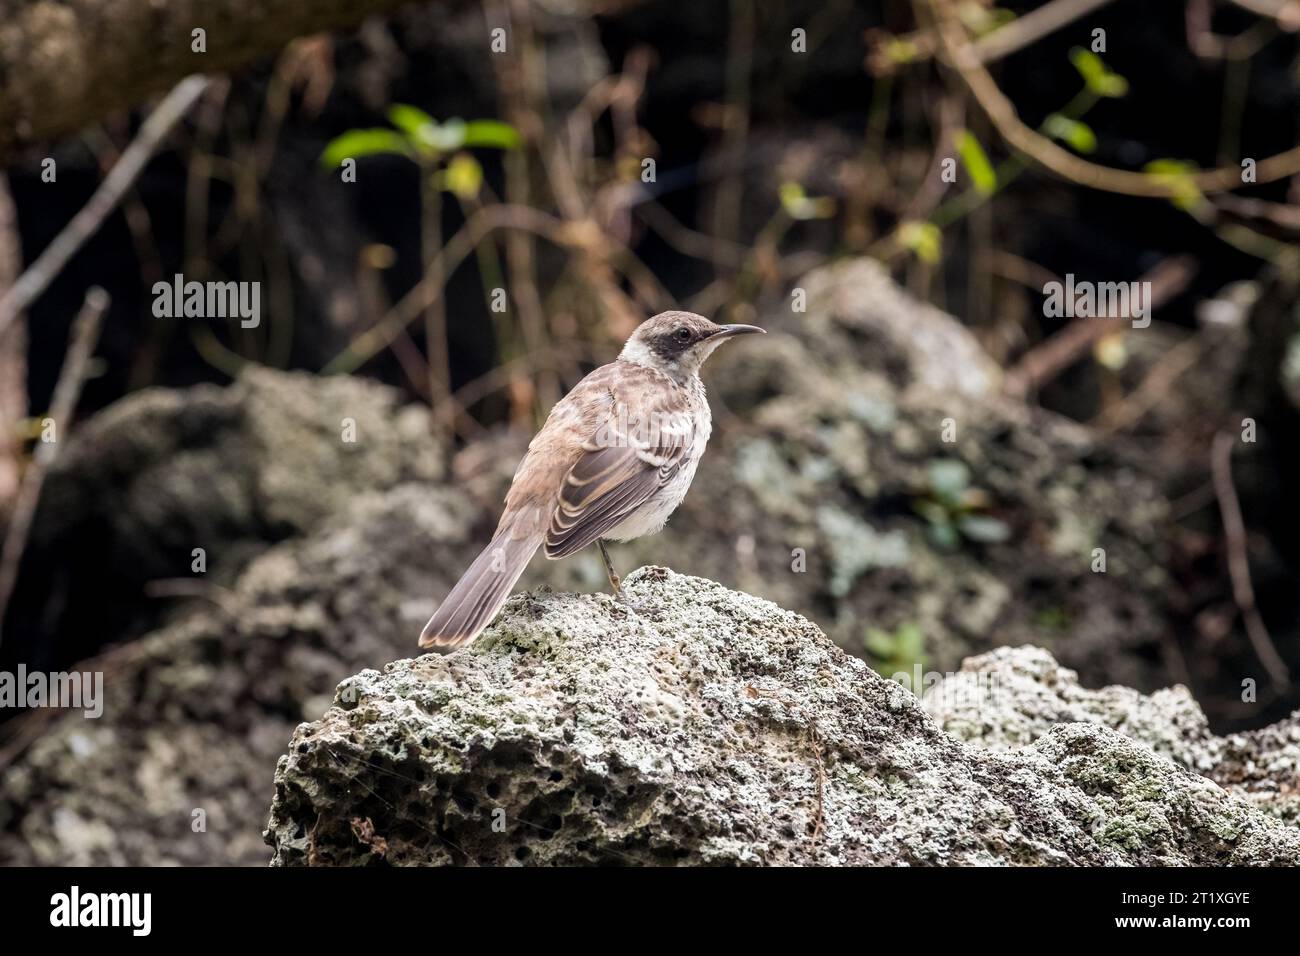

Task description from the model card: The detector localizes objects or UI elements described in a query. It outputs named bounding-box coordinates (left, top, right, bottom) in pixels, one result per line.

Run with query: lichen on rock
left=264, top=569, right=1300, bottom=866
left=925, top=645, right=1300, bottom=826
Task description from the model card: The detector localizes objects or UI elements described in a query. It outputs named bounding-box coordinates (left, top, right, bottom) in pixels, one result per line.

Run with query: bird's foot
left=616, top=591, right=662, bottom=619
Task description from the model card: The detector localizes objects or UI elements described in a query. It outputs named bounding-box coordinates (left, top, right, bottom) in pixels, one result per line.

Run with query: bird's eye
left=674, top=328, right=691, bottom=342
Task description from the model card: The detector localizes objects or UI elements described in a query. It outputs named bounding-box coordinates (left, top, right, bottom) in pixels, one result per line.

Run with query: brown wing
left=543, top=379, right=694, bottom=559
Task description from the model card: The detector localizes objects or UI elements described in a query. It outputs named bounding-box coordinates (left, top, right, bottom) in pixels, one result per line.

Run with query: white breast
left=605, top=380, right=710, bottom=542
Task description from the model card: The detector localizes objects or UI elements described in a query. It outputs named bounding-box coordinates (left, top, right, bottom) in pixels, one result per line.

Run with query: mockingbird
left=419, top=310, right=764, bottom=650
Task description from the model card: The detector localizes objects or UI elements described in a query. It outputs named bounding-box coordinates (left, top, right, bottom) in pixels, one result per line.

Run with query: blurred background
left=3, top=0, right=1300, bottom=864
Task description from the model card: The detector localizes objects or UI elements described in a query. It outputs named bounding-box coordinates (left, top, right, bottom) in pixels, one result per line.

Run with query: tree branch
left=0, top=0, right=424, bottom=161
left=926, top=0, right=1300, bottom=197
left=0, top=174, right=23, bottom=512
left=973, top=0, right=1117, bottom=64
left=1211, top=430, right=1291, bottom=691
left=0, top=76, right=210, bottom=337
left=0, top=288, right=108, bottom=649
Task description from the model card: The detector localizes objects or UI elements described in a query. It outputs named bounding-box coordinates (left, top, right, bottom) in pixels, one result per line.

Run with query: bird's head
left=619, top=311, right=765, bottom=379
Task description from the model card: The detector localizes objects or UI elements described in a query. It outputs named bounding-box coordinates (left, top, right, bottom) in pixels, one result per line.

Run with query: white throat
left=620, top=336, right=726, bottom=384
left=619, top=337, right=658, bottom=368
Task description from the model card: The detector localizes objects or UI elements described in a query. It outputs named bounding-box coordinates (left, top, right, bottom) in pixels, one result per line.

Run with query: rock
left=3, top=367, right=445, bottom=667
left=0, top=258, right=1205, bottom=864
left=264, top=569, right=1300, bottom=866
left=15, top=259, right=1177, bottom=703
left=36, top=366, right=444, bottom=577
left=662, top=269, right=1172, bottom=692
left=788, top=258, right=1002, bottom=399
left=925, top=646, right=1300, bottom=826
left=0, top=484, right=478, bottom=865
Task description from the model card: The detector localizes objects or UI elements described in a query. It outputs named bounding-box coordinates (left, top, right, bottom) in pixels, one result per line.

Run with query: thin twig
left=973, top=0, right=1118, bottom=63
left=634, top=202, right=749, bottom=269
left=1001, top=256, right=1195, bottom=399
left=144, top=578, right=240, bottom=615
left=925, top=0, right=1300, bottom=197
left=871, top=0, right=1118, bottom=72
left=0, top=288, right=109, bottom=648
left=493, top=0, right=561, bottom=411
left=451, top=340, right=610, bottom=410
left=0, top=631, right=149, bottom=769
left=322, top=203, right=653, bottom=376
left=1211, top=430, right=1291, bottom=690
left=0, top=76, right=210, bottom=336
left=900, top=94, right=965, bottom=223
left=1093, top=332, right=1208, bottom=434
left=419, top=168, right=452, bottom=437
left=0, top=174, right=25, bottom=512
left=710, top=0, right=755, bottom=285
left=1226, top=0, right=1300, bottom=30
left=322, top=205, right=547, bottom=375
left=987, top=250, right=1062, bottom=291
left=1187, top=0, right=1279, bottom=61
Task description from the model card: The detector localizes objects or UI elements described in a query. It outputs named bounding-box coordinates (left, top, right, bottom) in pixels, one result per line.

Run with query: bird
left=419, top=310, right=764, bottom=651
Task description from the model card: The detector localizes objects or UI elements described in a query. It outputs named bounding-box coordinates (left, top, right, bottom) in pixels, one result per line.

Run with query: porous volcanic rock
left=926, top=646, right=1300, bottom=826
left=265, top=569, right=1300, bottom=866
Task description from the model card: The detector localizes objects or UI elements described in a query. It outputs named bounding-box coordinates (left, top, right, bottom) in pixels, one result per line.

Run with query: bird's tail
left=419, top=529, right=544, bottom=651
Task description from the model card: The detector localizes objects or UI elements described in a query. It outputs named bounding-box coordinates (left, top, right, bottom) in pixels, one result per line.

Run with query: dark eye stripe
left=652, top=328, right=695, bottom=359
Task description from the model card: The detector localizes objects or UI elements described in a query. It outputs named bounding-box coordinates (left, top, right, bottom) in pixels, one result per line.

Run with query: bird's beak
left=712, top=323, right=766, bottom=338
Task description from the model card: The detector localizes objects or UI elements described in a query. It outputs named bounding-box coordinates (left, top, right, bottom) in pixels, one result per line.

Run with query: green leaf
left=894, top=622, right=925, bottom=658
left=956, top=0, right=1017, bottom=33
left=927, top=521, right=961, bottom=551
left=320, top=129, right=413, bottom=168
left=927, top=459, right=971, bottom=503
left=462, top=119, right=523, bottom=150
left=1035, top=606, right=1070, bottom=630
left=1144, top=159, right=1202, bottom=210
left=1042, top=114, right=1097, bottom=154
left=956, top=130, right=997, bottom=195
left=913, top=499, right=950, bottom=526
left=985, top=7, right=1017, bottom=30
left=778, top=182, right=804, bottom=210
left=778, top=181, right=836, bottom=220
left=437, top=153, right=484, bottom=200
left=390, top=108, right=469, bottom=156
left=1069, top=48, right=1129, bottom=98
left=387, top=104, right=437, bottom=139
left=864, top=628, right=898, bottom=658
left=956, top=514, right=1011, bottom=544
left=884, top=37, right=919, bottom=65
left=426, top=118, right=467, bottom=154
left=897, top=220, right=941, bottom=263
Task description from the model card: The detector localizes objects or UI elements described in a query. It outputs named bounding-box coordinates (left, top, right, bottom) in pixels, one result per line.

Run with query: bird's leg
left=596, top=539, right=661, bottom=619
left=597, top=539, right=622, bottom=595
